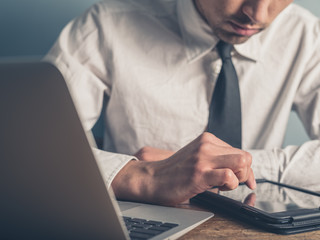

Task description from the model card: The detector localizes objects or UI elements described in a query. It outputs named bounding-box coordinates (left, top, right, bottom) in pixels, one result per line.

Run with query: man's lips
left=228, top=21, right=261, bottom=36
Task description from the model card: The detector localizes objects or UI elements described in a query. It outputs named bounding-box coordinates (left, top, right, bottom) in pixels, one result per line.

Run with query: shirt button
left=213, top=64, right=221, bottom=74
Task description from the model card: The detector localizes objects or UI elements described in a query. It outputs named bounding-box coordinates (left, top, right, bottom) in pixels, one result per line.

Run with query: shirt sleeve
left=249, top=141, right=320, bottom=189
left=92, top=148, right=136, bottom=187
left=44, top=5, right=110, bottom=131
left=248, top=26, right=320, bottom=189
left=43, top=4, right=136, bottom=187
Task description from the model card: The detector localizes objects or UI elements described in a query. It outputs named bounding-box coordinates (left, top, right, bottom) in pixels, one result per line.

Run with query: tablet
left=190, top=179, right=320, bottom=234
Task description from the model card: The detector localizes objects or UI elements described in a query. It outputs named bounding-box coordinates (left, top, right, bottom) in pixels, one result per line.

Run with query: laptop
left=0, top=62, right=213, bottom=239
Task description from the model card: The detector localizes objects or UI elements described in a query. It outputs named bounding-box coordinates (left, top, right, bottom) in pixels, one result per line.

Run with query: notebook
left=0, top=61, right=213, bottom=239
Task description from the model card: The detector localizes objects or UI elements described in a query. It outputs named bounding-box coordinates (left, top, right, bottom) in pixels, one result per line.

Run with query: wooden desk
left=177, top=204, right=320, bottom=240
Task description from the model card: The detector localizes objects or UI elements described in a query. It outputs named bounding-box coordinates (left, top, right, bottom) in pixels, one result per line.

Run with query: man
left=45, top=0, right=320, bottom=205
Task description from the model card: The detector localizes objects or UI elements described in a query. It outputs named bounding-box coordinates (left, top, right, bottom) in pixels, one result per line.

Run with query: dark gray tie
left=207, top=41, right=242, bottom=149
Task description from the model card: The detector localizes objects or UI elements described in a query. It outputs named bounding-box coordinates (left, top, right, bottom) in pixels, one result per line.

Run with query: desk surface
left=178, top=204, right=320, bottom=240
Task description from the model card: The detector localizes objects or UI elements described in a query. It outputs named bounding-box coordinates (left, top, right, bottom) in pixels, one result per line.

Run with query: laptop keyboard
left=123, top=216, right=179, bottom=240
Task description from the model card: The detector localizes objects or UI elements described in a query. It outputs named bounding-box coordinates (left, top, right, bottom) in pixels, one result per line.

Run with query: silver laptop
left=0, top=62, right=213, bottom=240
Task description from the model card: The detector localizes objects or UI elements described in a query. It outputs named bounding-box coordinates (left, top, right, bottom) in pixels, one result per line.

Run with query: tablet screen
left=217, top=181, right=320, bottom=213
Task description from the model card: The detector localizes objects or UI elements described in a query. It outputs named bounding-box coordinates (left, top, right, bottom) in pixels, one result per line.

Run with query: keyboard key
left=126, top=226, right=134, bottom=231
left=131, top=218, right=147, bottom=223
left=131, top=228, right=162, bottom=236
left=145, top=220, right=163, bottom=226
left=129, top=232, right=152, bottom=239
left=123, top=216, right=132, bottom=221
left=149, top=226, right=171, bottom=232
left=131, top=223, right=147, bottom=229
left=161, top=222, right=179, bottom=228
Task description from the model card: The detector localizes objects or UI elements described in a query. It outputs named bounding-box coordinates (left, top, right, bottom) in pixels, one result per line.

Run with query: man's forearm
left=111, top=133, right=256, bottom=206
left=249, top=140, right=320, bottom=188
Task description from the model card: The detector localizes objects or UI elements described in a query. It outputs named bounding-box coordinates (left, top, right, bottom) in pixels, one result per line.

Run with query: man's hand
left=112, top=132, right=256, bottom=206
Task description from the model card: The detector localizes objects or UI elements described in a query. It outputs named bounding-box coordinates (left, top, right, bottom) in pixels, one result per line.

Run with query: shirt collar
left=177, top=0, right=261, bottom=62
left=234, top=34, right=261, bottom=62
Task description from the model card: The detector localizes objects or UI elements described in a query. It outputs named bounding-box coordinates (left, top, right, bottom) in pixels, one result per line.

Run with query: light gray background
left=0, top=0, right=318, bottom=146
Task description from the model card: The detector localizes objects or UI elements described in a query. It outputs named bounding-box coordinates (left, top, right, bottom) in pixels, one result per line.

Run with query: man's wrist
left=111, top=160, right=157, bottom=203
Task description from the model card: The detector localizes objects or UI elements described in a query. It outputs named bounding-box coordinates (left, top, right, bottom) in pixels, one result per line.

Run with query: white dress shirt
left=45, top=0, right=320, bottom=189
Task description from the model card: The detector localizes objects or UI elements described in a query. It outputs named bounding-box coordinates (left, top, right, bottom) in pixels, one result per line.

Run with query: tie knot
left=216, top=41, right=233, bottom=61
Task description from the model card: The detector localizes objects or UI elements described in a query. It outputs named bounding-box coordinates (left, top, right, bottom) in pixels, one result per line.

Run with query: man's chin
left=217, top=32, right=252, bottom=45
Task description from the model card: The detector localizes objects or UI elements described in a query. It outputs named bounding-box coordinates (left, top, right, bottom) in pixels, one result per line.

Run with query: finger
left=192, top=133, right=245, bottom=159
left=234, top=155, right=254, bottom=183
left=245, top=168, right=256, bottom=190
left=209, top=152, right=252, bottom=184
left=204, top=168, right=239, bottom=190
left=234, top=166, right=249, bottom=183
left=210, top=151, right=252, bottom=173
left=201, top=132, right=232, bottom=147
left=208, top=133, right=232, bottom=147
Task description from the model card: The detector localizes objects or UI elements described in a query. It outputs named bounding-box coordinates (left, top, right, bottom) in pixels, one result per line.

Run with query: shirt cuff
left=92, top=148, right=138, bottom=187
left=247, top=148, right=281, bottom=182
